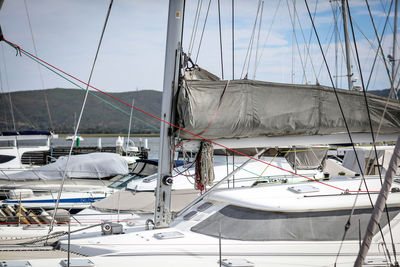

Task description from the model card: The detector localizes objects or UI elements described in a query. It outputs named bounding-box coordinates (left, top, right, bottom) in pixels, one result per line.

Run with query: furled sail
left=176, top=67, right=400, bottom=140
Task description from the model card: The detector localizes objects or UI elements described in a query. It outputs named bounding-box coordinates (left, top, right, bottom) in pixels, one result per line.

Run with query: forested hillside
left=0, top=88, right=162, bottom=134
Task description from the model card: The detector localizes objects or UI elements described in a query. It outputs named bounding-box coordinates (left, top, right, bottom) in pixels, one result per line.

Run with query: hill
left=0, top=88, right=162, bottom=134
left=367, top=89, right=391, bottom=97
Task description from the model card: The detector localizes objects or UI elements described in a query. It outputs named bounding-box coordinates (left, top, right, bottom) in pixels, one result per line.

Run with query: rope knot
left=11, top=43, right=22, bottom=57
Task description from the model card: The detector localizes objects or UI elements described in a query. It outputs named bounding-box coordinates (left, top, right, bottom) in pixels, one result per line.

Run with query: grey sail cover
left=176, top=69, right=400, bottom=140
left=0, top=152, right=128, bottom=180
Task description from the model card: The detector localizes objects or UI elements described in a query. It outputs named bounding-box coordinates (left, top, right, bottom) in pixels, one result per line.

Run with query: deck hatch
left=0, top=261, right=32, bottom=267
left=287, top=185, right=320, bottom=193
left=59, top=259, right=95, bottom=267
left=219, top=258, right=254, bottom=267
left=153, top=231, right=184, bottom=239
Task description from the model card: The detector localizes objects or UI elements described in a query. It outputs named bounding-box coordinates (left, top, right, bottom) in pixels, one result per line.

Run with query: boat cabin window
left=183, top=210, right=198, bottom=220
left=17, top=139, right=48, bottom=147
left=197, top=202, right=213, bottom=212
left=0, top=155, right=16, bottom=164
left=0, top=140, right=15, bottom=148
left=191, top=205, right=400, bottom=241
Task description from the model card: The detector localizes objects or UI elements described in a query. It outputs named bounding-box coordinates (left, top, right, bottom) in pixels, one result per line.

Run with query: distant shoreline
left=58, top=133, right=160, bottom=138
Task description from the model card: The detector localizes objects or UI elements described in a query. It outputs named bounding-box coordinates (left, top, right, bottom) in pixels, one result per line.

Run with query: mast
left=392, top=0, right=398, bottom=82
left=354, top=137, right=400, bottom=266
left=126, top=97, right=134, bottom=151
left=154, top=0, right=184, bottom=229
left=341, top=0, right=354, bottom=90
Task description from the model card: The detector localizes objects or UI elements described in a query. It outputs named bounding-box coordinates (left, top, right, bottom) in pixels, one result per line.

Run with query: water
left=52, top=136, right=160, bottom=159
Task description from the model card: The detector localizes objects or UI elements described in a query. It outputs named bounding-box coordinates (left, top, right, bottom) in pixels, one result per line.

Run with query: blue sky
left=0, top=0, right=397, bottom=93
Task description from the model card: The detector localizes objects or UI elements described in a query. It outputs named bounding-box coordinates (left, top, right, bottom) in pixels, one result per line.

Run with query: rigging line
left=291, top=1, right=295, bottom=83
left=181, top=0, right=187, bottom=61
left=20, top=50, right=159, bottom=130
left=286, top=0, right=308, bottom=84
left=349, top=0, right=398, bottom=263
left=364, top=0, right=393, bottom=92
left=0, top=62, right=9, bottom=130
left=363, top=0, right=395, bottom=171
left=23, top=0, right=54, bottom=131
left=327, top=1, right=348, bottom=87
left=232, top=0, right=234, bottom=79
left=9, top=102, right=37, bottom=129
left=315, top=20, right=336, bottom=81
left=303, top=1, right=385, bottom=264
left=254, top=0, right=282, bottom=79
left=364, top=0, right=399, bottom=262
left=305, top=0, right=319, bottom=69
left=0, top=44, right=16, bottom=131
left=365, top=0, right=398, bottom=144
left=2, top=39, right=380, bottom=194
left=332, top=0, right=340, bottom=87
left=252, top=0, right=263, bottom=80
left=48, top=0, right=114, bottom=235
left=353, top=21, right=379, bottom=73
left=217, top=0, right=224, bottom=79
left=240, top=0, right=262, bottom=79
left=246, top=0, right=263, bottom=78
left=292, top=0, right=318, bottom=84
left=188, top=0, right=203, bottom=56
left=194, top=0, right=212, bottom=64
left=253, top=152, right=278, bottom=184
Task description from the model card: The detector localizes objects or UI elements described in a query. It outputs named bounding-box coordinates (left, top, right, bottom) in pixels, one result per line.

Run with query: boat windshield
left=108, top=173, right=147, bottom=189
left=108, top=160, right=159, bottom=189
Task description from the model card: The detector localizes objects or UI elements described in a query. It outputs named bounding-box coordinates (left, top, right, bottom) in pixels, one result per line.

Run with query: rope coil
left=195, top=140, right=215, bottom=191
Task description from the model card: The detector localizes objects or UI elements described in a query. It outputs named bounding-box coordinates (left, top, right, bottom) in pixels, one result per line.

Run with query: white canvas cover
left=0, top=152, right=128, bottom=180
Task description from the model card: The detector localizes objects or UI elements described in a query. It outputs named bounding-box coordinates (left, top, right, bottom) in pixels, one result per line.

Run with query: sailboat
left=1, top=1, right=400, bottom=266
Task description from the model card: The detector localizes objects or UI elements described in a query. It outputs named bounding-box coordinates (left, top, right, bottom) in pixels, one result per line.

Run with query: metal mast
left=341, top=0, right=354, bottom=90
left=154, top=0, right=184, bottom=229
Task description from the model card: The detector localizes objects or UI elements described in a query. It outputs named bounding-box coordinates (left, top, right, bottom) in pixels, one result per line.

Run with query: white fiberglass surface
left=126, top=156, right=322, bottom=191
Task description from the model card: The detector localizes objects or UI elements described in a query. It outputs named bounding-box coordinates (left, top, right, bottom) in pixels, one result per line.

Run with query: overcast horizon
left=0, top=0, right=398, bottom=93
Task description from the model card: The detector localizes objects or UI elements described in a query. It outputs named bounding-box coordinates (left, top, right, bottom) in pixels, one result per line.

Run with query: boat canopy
left=0, top=152, right=128, bottom=180
left=176, top=67, right=400, bottom=140
left=284, top=147, right=328, bottom=170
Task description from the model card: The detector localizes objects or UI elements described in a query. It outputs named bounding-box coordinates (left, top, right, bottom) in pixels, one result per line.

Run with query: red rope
left=1, top=38, right=379, bottom=193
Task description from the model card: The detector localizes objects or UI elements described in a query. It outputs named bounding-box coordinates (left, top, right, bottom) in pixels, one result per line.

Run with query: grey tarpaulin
left=176, top=69, right=400, bottom=140
left=284, top=147, right=328, bottom=170
left=0, top=152, right=128, bottom=180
